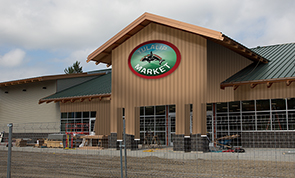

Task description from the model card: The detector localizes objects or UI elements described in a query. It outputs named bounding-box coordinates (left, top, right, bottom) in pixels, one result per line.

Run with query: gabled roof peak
left=87, top=12, right=268, bottom=66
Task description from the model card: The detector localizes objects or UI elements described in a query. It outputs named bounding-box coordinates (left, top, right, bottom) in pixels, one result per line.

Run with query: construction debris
left=15, top=139, right=27, bottom=147
left=214, top=134, right=240, bottom=149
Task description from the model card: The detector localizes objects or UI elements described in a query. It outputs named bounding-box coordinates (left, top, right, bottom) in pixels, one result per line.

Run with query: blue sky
left=1, top=0, right=295, bottom=82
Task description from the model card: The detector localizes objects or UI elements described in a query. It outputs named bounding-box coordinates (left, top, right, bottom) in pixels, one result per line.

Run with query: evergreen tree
left=64, top=61, right=83, bottom=74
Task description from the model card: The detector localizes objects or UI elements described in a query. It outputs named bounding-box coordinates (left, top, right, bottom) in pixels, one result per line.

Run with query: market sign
left=128, top=40, right=181, bottom=79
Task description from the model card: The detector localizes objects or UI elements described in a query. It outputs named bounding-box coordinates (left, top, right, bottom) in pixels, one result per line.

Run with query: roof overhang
left=87, top=12, right=268, bottom=66
left=0, top=72, right=106, bottom=87
left=221, top=77, right=295, bottom=90
left=39, top=94, right=111, bottom=104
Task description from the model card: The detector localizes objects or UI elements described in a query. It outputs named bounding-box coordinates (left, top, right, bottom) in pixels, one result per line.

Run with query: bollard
left=7, top=123, right=13, bottom=178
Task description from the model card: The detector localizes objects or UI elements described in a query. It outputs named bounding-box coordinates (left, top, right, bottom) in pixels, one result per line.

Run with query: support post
left=7, top=123, right=13, bottom=178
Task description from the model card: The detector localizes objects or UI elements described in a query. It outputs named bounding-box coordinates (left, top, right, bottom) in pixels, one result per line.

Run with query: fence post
left=120, top=140, right=123, bottom=178
left=7, top=123, right=13, bottom=178
left=123, top=118, right=127, bottom=178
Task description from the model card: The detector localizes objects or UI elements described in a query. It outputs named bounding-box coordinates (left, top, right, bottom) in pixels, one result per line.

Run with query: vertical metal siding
left=207, top=40, right=252, bottom=103
left=234, top=83, right=295, bottom=101
left=111, top=23, right=207, bottom=135
left=60, top=100, right=110, bottom=135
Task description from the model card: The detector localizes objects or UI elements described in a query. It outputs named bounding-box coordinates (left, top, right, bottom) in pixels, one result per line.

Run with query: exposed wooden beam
left=286, top=80, right=293, bottom=86
left=250, top=83, right=257, bottom=88
left=266, top=82, right=273, bottom=88
left=233, top=85, right=239, bottom=90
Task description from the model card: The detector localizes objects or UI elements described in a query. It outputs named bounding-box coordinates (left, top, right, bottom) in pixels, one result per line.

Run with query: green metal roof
left=221, top=42, right=295, bottom=86
left=40, top=72, right=111, bottom=103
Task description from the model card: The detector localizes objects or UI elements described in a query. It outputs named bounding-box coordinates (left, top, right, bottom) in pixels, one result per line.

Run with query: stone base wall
left=242, top=131, right=295, bottom=148
left=108, top=133, right=138, bottom=150
left=191, top=134, right=209, bottom=152
left=173, top=134, right=209, bottom=152
left=108, top=133, right=118, bottom=149
left=173, top=134, right=184, bottom=151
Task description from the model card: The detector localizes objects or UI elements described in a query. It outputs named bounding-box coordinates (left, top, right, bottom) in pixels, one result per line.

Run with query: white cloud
left=0, top=49, right=25, bottom=67
left=1, top=0, right=295, bottom=81
left=0, top=0, right=294, bottom=51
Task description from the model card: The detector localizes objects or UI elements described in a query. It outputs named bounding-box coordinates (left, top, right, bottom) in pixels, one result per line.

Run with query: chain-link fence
left=1, top=120, right=295, bottom=178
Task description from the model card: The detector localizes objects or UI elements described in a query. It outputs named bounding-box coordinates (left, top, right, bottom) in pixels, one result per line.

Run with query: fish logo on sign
left=128, top=40, right=181, bottom=79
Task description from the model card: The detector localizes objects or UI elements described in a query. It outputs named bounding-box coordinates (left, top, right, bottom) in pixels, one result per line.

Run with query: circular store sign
left=128, top=40, right=181, bottom=79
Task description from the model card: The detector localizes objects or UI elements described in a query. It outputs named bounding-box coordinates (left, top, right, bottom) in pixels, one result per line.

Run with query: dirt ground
left=0, top=150, right=294, bottom=178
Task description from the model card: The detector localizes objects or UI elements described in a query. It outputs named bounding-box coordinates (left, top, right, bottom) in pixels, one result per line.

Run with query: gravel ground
left=1, top=149, right=295, bottom=178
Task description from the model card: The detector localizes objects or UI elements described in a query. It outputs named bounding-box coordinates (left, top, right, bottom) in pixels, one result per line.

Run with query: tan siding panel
left=207, top=40, right=252, bottom=103
left=234, top=83, right=295, bottom=101
left=111, top=23, right=207, bottom=135
left=61, top=100, right=110, bottom=135
left=0, top=81, right=59, bottom=133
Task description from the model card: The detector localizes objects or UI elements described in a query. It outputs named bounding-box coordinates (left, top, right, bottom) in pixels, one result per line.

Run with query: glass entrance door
left=168, top=113, right=175, bottom=146
left=89, top=118, right=96, bottom=134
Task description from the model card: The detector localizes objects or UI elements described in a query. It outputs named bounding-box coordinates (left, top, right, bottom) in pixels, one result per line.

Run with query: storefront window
left=217, top=103, right=227, bottom=112
left=145, top=106, right=154, bottom=115
left=155, top=116, right=165, bottom=131
left=140, top=117, right=145, bottom=132
left=61, top=113, right=67, bottom=118
left=156, top=106, right=165, bottom=115
left=256, top=100, right=270, bottom=111
left=257, top=113, right=271, bottom=130
left=287, top=98, right=295, bottom=110
left=271, top=99, right=286, bottom=110
left=91, top=111, right=96, bottom=118
left=229, top=101, right=240, bottom=112
left=140, top=107, right=144, bottom=115
left=75, top=112, right=82, bottom=118
left=145, top=117, right=154, bottom=131
left=60, top=111, right=95, bottom=134
left=229, top=114, right=241, bottom=131
left=169, top=105, right=175, bottom=113
left=83, top=112, right=89, bottom=118
left=216, top=114, right=228, bottom=132
left=242, top=113, right=255, bottom=131
left=207, top=103, right=212, bottom=111
left=272, top=112, right=287, bottom=130
left=288, top=111, right=295, bottom=130
left=242, top=100, right=255, bottom=111
left=68, top=112, right=74, bottom=118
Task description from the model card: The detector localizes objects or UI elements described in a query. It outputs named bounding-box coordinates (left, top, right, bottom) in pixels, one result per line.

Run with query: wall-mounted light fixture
left=42, top=87, right=47, bottom=89
left=22, top=89, right=26, bottom=92
left=4, top=91, right=8, bottom=94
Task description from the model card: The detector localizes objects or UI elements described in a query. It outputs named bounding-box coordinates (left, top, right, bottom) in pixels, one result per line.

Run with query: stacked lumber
left=45, top=139, right=64, bottom=148
left=15, top=139, right=27, bottom=147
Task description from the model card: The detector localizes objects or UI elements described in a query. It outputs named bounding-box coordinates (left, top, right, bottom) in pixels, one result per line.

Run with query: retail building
left=2, top=13, right=295, bottom=151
